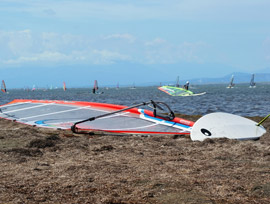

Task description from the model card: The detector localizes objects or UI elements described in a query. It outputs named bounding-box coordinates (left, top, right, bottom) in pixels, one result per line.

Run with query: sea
left=0, top=84, right=269, bottom=117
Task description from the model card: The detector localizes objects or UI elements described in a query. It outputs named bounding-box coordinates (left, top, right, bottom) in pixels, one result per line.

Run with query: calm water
left=1, top=84, right=269, bottom=117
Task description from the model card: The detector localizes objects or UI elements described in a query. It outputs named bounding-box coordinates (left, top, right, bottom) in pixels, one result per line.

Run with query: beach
left=0, top=114, right=270, bottom=204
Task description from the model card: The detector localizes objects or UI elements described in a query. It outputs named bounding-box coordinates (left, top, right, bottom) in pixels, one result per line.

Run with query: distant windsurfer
left=92, top=88, right=96, bottom=94
left=183, top=81, right=189, bottom=90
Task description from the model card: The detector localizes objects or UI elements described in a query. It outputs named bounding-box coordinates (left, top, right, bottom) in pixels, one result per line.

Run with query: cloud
left=145, top=38, right=166, bottom=46
left=103, top=34, right=136, bottom=43
left=0, top=29, right=209, bottom=66
left=144, top=38, right=208, bottom=64
left=43, top=8, right=56, bottom=16
left=92, top=49, right=131, bottom=64
left=0, top=30, right=134, bottom=66
left=6, top=30, right=33, bottom=55
left=3, top=51, right=71, bottom=64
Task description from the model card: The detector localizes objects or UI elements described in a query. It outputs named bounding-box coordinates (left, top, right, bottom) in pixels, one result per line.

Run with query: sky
left=1, top=0, right=270, bottom=88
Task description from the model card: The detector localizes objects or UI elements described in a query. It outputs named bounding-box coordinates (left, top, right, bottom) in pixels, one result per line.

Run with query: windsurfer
left=183, top=81, right=189, bottom=90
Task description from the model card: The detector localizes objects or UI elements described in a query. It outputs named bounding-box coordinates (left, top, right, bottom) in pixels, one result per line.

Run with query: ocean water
left=0, top=84, right=269, bottom=117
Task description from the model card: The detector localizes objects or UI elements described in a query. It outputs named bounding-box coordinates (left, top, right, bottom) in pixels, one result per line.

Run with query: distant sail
left=175, top=76, right=180, bottom=87
left=63, top=82, right=67, bottom=91
left=249, top=74, right=256, bottom=88
left=130, top=82, right=136, bottom=89
left=227, top=75, right=235, bottom=88
left=1, top=80, right=7, bottom=93
left=93, top=80, right=103, bottom=94
left=94, top=80, right=98, bottom=90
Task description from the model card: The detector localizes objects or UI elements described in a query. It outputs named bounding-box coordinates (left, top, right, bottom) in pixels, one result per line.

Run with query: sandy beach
left=1, top=114, right=270, bottom=204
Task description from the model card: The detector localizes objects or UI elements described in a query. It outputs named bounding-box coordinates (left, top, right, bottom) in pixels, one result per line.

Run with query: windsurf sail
left=92, top=80, right=103, bottom=94
left=63, top=82, right=67, bottom=91
left=175, top=76, right=180, bottom=87
left=0, top=99, right=193, bottom=135
left=130, top=82, right=136, bottom=89
left=159, top=86, right=193, bottom=96
left=1, top=80, right=7, bottom=93
left=158, top=86, right=205, bottom=96
left=249, top=74, right=256, bottom=88
left=227, top=75, right=235, bottom=88
left=94, top=80, right=98, bottom=90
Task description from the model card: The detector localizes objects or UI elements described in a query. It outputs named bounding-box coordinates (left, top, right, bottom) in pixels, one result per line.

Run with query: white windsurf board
left=191, top=112, right=266, bottom=141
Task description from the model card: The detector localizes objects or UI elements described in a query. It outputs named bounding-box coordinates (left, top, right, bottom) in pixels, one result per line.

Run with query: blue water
left=1, top=84, right=269, bottom=117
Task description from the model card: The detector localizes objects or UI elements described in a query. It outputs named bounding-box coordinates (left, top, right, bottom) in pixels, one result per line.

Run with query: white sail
left=227, top=75, right=235, bottom=88
left=249, top=74, right=256, bottom=88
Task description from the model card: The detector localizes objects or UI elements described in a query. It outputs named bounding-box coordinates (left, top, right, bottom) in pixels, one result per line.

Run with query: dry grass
left=0, top=115, right=270, bottom=204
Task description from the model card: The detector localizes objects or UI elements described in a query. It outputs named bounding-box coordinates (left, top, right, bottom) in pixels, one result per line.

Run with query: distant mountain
left=188, top=72, right=270, bottom=85
left=1, top=62, right=269, bottom=88
left=0, top=62, right=235, bottom=88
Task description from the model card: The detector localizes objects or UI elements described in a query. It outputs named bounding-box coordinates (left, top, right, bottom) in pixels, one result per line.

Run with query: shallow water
left=0, top=84, right=269, bottom=117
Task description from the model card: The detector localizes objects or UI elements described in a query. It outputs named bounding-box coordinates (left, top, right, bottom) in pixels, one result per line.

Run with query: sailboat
left=63, top=82, right=67, bottom=91
left=226, top=75, right=235, bottom=88
left=130, top=82, right=136, bottom=89
left=1, top=80, right=7, bottom=93
left=32, top=85, right=36, bottom=91
left=249, top=74, right=256, bottom=88
left=92, top=80, right=103, bottom=94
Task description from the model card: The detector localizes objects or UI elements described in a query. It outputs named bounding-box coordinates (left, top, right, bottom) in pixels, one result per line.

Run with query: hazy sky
left=1, top=0, right=270, bottom=87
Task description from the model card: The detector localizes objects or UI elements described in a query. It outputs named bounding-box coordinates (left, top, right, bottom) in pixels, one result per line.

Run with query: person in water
left=183, top=81, right=189, bottom=90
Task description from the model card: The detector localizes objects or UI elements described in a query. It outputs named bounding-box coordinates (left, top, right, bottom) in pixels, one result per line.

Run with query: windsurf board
left=191, top=112, right=266, bottom=141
